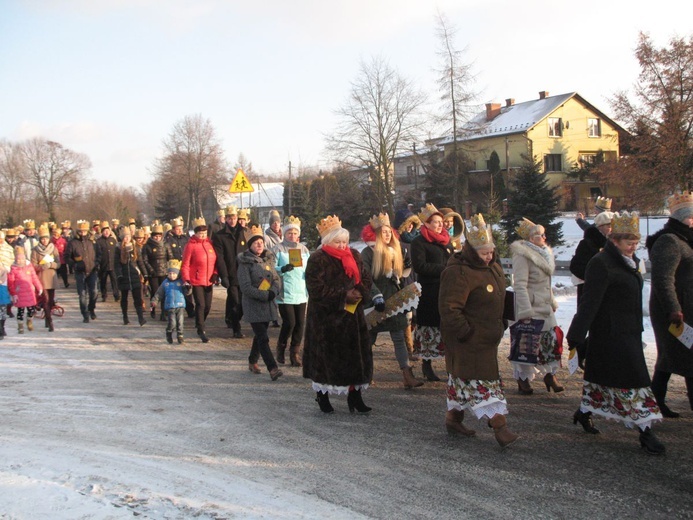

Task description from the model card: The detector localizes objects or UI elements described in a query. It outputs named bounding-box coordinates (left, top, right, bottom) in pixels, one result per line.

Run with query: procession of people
left=2, top=193, right=693, bottom=455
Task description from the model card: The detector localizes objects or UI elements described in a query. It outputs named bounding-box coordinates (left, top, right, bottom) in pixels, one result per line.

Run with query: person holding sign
left=647, top=191, right=693, bottom=418
left=237, top=225, right=283, bottom=380
left=303, top=215, right=373, bottom=414
left=567, top=212, right=665, bottom=455
left=271, top=216, right=310, bottom=367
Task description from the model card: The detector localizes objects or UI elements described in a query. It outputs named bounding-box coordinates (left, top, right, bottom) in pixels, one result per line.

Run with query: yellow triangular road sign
left=229, top=168, right=254, bottom=193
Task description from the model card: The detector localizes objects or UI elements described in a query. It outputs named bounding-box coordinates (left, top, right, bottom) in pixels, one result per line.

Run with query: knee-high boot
left=276, top=342, right=286, bottom=365
left=46, top=314, right=54, bottom=332
left=651, top=370, right=679, bottom=418
left=136, top=307, right=146, bottom=326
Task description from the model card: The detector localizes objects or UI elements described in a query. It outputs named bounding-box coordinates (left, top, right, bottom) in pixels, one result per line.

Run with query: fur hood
left=509, top=240, right=555, bottom=276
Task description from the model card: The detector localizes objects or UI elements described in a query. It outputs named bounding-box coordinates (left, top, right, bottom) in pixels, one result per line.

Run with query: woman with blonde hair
left=361, top=213, right=423, bottom=390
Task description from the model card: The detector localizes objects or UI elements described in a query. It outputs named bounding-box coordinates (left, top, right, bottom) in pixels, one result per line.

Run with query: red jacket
left=52, top=236, right=67, bottom=263
left=181, top=236, right=217, bottom=286
left=8, top=262, right=43, bottom=307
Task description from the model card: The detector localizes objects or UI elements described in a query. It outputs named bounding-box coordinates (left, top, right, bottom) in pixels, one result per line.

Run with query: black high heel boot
left=639, top=427, right=666, bottom=455
left=651, top=370, right=680, bottom=418
left=421, top=360, right=441, bottom=382
left=315, top=392, right=334, bottom=414
left=347, top=389, right=372, bottom=414
left=573, top=409, right=599, bottom=434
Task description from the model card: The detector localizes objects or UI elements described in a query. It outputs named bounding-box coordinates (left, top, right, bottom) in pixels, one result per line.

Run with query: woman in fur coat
left=302, top=216, right=373, bottom=414
left=509, top=218, right=563, bottom=395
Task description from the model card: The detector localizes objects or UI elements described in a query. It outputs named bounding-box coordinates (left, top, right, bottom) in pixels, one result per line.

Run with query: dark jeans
left=225, top=285, right=243, bottom=331
left=120, top=288, right=144, bottom=317
left=99, top=269, right=120, bottom=300
left=191, top=285, right=213, bottom=331
left=278, top=303, right=306, bottom=348
left=75, top=270, right=98, bottom=317
left=57, top=264, right=69, bottom=287
left=249, top=321, right=277, bottom=371
left=166, top=307, right=185, bottom=335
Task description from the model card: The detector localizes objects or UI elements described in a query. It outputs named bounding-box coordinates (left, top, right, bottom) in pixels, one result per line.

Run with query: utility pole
left=288, top=160, right=292, bottom=216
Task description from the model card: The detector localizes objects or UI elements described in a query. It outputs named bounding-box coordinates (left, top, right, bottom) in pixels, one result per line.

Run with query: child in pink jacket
left=8, top=246, right=43, bottom=334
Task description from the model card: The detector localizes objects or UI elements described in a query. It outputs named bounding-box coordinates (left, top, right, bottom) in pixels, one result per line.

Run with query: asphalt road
left=1, top=284, right=692, bottom=519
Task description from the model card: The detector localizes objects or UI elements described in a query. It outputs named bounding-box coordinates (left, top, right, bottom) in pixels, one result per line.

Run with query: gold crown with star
left=418, top=203, right=442, bottom=223
left=611, top=211, right=640, bottom=236
left=466, top=214, right=494, bottom=249
left=668, top=191, right=693, bottom=214
left=369, top=212, right=391, bottom=230
left=595, top=196, right=612, bottom=211
left=515, top=217, right=536, bottom=240
left=316, top=215, right=342, bottom=237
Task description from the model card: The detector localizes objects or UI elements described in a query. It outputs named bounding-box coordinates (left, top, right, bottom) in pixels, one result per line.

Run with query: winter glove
left=669, top=311, right=684, bottom=326
left=267, top=290, right=276, bottom=301
left=404, top=257, right=412, bottom=269
left=281, top=264, right=294, bottom=273
left=220, top=277, right=230, bottom=288
left=373, top=295, right=385, bottom=312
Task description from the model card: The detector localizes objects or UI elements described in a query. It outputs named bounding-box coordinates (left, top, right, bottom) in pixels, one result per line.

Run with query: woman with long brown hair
left=115, top=230, right=147, bottom=326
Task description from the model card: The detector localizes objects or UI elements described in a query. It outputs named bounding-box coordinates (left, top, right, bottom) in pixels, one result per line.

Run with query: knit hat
left=668, top=192, right=693, bottom=222
left=594, top=211, right=614, bottom=227
left=167, top=259, right=182, bottom=274
left=268, top=209, right=281, bottom=225
left=282, top=215, right=301, bottom=234
left=466, top=214, right=494, bottom=249
left=244, top=224, right=264, bottom=248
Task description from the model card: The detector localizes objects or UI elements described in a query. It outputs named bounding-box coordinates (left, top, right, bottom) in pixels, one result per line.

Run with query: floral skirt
left=580, top=382, right=662, bottom=430
left=446, top=375, right=508, bottom=420
left=311, top=381, right=369, bottom=396
left=413, top=326, right=445, bottom=360
left=512, top=328, right=562, bottom=381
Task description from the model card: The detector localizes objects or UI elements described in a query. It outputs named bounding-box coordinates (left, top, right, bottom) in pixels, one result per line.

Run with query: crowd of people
left=2, top=191, right=693, bottom=454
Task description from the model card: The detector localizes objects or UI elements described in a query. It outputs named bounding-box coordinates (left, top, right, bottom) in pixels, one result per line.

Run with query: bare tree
left=21, top=137, right=91, bottom=222
left=434, top=11, right=479, bottom=210
left=610, top=32, right=693, bottom=196
left=0, top=139, right=29, bottom=226
left=154, top=114, right=228, bottom=225
left=326, top=56, right=426, bottom=216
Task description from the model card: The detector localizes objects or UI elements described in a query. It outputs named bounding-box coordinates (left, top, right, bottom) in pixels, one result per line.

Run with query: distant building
left=216, top=182, right=284, bottom=225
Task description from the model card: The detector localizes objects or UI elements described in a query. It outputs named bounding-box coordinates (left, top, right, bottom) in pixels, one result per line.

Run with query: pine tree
left=500, top=156, right=564, bottom=245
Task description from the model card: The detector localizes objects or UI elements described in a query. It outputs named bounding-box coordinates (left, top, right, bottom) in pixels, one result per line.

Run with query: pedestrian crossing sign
left=229, top=168, right=254, bottom=193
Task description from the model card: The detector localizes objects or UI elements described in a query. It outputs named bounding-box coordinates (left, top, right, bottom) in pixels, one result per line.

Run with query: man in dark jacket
left=212, top=206, right=245, bottom=337
left=209, top=209, right=226, bottom=238
left=65, top=220, right=101, bottom=323
left=165, top=217, right=193, bottom=317
left=95, top=220, right=119, bottom=302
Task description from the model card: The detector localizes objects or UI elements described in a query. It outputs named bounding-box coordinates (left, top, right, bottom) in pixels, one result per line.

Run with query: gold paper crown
left=38, top=224, right=50, bottom=238
left=76, top=220, right=90, bottom=231
left=216, top=209, right=225, bottom=217
left=515, top=217, right=536, bottom=240
left=418, top=203, right=442, bottom=223
left=163, top=223, right=172, bottom=232
left=171, top=216, right=184, bottom=227
left=62, top=220, right=71, bottom=228
left=14, top=245, right=25, bottom=257
left=611, top=211, right=640, bottom=236
left=595, top=196, right=612, bottom=211
left=668, top=191, right=693, bottom=214
left=466, top=214, right=494, bottom=249
left=369, top=212, right=391, bottom=230
left=244, top=224, right=264, bottom=244
left=283, top=215, right=301, bottom=228
left=133, top=228, right=145, bottom=238
left=316, top=215, right=342, bottom=237
left=167, top=259, right=182, bottom=271
left=142, top=225, right=151, bottom=235
left=111, top=218, right=120, bottom=226
left=100, top=220, right=110, bottom=229
left=92, top=219, right=100, bottom=226
left=128, top=218, right=136, bottom=225
left=225, top=205, right=238, bottom=216
left=192, top=217, right=206, bottom=228
left=237, top=208, right=250, bottom=220
left=152, top=224, right=164, bottom=234
left=5, top=227, right=17, bottom=237
left=23, top=219, right=36, bottom=229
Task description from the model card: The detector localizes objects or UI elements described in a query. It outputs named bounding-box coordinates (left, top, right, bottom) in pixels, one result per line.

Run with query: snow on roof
left=437, top=92, right=575, bottom=144
left=216, top=182, right=284, bottom=209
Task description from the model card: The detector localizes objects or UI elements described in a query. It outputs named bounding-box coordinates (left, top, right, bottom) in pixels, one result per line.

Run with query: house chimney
left=505, top=98, right=515, bottom=107
left=485, top=102, right=502, bottom=121
left=539, top=91, right=549, bottom=100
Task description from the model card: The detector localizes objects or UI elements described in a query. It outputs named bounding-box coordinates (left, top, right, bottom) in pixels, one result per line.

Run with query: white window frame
left=548, top=117, right=562, bottom=137
left=588, top=118, right=601, bottom=137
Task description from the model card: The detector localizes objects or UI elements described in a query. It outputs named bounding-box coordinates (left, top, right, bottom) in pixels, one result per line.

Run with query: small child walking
left=7, top=246, right=43, bottom=334
left=151, top=259, right=191, bottom=344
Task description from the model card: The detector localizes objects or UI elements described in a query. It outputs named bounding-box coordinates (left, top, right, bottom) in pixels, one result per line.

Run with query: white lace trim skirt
left=445, top=374, right=509, bottom=420
left=511, top=360, right=561, bottom=382
left=311, top=381, right=369, bottom=395
left=579, top=382, right=663, bottom=431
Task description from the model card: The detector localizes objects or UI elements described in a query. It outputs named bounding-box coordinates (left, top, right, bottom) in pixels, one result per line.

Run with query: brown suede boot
left=402, top=367, right=424, bottom=389
left=488, top=414, right=519, bottom=449
left=517, top=378, right=534, bottom=395
left=445, top=409, right=476, bottom=437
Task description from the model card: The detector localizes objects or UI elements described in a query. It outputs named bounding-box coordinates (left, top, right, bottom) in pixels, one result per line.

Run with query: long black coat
left=569, top=225, right=606, bottom=281
left=142, top=237, right=169, bottom=278
left=114, top=246, right=147, bottom=291
left=302, top=248, right=373, bottom=387
left=647, top=218, right=693, bottom=377
left=95, top=235, right=118, bottom=272
left=212, top=224, right=242, bottom=286
left=567, top=240, right=650, bottom=388
left=410, top=234, right=453, bottom=327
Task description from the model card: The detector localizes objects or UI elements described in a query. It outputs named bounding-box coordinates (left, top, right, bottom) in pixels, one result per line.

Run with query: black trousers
left=278, top=303, right=306, bottom=349
left=100, top=269, right=119, bottom=300
left=192, top=285, right=213, bottom=331
left=225, top=285, right=243, bottom=331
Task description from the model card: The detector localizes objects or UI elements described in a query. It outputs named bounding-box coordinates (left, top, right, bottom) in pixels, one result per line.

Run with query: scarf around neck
left=322, top=245, right=361, bottom=284
left=420, top=225, right=450, bottom=246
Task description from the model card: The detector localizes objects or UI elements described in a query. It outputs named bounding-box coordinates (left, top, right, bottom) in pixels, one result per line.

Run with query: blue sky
left=1, top=0, right=691, bottom=188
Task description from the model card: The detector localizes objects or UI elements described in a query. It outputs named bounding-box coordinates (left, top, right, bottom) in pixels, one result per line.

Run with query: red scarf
left=420, top=225, right=450, bottom=246
left=322, top=245, right=361, bottom=284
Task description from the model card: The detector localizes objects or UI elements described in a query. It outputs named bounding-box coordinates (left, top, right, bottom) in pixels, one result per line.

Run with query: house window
left=588, top=118, right=601, bottom=137
left=544, top=154, right=562, bottom=172
left=578, top=153, right=597, bottom=167
left=548, top=117, right=562, bottom=137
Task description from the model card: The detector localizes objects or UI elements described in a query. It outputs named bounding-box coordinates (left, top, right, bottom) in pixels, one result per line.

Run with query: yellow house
left=433, top=91, right=628, bottom=211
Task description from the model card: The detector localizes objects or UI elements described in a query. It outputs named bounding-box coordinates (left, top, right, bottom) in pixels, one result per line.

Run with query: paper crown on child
left=466, top=214, right=494, bottom=249
left=611, top=211, right=640, bottom=236
left=167, top=259, right=182, bottom=273
left=595, top=196, right=612, bottom=212
left=368, top=212, right=391, bottom=230
left=515, top=217, right=536, bottom=240
left=418, top=203, right=443, bottom=223
left=13, top=245, right=25, bottom=257
left=316, top=215, right=342, bottom=238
